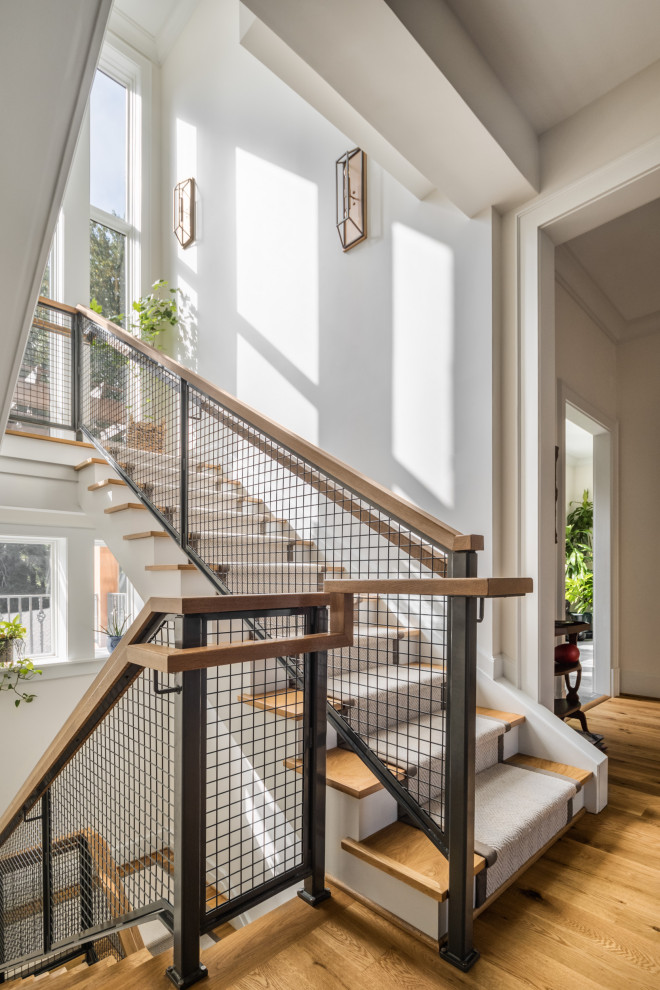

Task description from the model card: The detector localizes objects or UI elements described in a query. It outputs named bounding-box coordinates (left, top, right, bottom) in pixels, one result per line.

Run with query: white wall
left=0, top=436, right=105, bottom=817
left=555, top=284, right=617, bottom=423
left=159, top=0, right=495, bottom=656
left=566, top=457, right=592, bottom=510
left=0, top=671, right=96, bottom=817
left=618, top=333, right=660, bottom=698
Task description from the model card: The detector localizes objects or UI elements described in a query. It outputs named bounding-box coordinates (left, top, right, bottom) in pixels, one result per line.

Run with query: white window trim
left=91, top=36, right=153, bottom=324
left=0, top=536, right=66, bottom=662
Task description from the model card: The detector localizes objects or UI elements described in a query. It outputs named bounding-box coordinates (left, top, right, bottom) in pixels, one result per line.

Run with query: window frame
left=90, top=38, right=148, bottom=324
left=0, top=536, right=66, bottom=662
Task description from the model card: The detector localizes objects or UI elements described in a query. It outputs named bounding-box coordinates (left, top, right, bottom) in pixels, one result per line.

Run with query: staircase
left=0, top=298, right=599, bottom=983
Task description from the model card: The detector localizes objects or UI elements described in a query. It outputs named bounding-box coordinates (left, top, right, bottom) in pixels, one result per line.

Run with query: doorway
left=558, top=389, right=617, bottom=701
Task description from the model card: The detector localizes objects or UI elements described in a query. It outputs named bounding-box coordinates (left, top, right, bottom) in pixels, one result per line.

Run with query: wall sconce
left=336, top=149, right=366, bottom=251
left=173, top=177, right=195, bottom=248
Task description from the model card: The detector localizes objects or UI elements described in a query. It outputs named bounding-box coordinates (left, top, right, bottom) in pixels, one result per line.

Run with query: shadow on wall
left=173, top=118, right=200, bottom=369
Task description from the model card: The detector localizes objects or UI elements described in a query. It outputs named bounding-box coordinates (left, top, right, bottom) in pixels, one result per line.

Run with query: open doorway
left=558, top=391, right=617, bottom=702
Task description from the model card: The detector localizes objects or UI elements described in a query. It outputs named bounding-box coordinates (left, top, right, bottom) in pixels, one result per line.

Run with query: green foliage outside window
left=565, top=490, right=593, bottom=613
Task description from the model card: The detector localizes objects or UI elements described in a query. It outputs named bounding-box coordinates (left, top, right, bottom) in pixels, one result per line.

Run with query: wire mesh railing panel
left=204, top=614, right=308, bottom=919
left=9, top=303, right=74, bottom=431
left=48, top=666, right=176, bottom=947
left=183, top=387, right=450, bottom=834
left=80, top=318, right=182, bottom=534
left=77, top=316, right=453, bottom=842
left=0, top=817, right=43, bottom=968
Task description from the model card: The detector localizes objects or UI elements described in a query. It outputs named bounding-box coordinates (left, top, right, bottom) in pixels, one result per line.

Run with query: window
left=93, top=542, right=142, bottom=654
left=0, top=539, right=59, bottom=659
left=89, top=47, right=142, bottom=326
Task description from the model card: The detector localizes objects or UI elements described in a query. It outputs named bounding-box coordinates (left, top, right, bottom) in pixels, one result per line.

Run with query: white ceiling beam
left=239, top=0, right=538, bottom=215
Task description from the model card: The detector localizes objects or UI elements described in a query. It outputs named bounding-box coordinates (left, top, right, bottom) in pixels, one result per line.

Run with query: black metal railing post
left=298, top=606, right=331, bottom=907
left=72, top=312, right=82, bottom=440
left=441, top=549, right=480, bottom=972
left=166, top=615, right=208, bottom=989
left=78, top=835, right=95, bottom=937
left=179, top=381, right=189, bottom=550
left=41, top=792, right=53, bottom=956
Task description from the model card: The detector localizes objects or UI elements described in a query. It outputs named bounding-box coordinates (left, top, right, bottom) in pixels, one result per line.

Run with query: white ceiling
left=566, top=420, right=593, bottom=463
left=113, top=0, right=181, bottom=38
left=565, top=198, right=660, bottom=324
left=444, top=0, right=660, bottom=134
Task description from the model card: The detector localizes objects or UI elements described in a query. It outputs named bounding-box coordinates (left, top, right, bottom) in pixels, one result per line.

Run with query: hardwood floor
left=103, top=697, right=660, bottom=990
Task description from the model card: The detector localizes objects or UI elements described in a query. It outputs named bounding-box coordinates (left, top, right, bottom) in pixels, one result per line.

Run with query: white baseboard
left=619, top=669, right=660, bottom=699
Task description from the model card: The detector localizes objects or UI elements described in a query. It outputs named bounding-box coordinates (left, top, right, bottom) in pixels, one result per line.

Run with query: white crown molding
left=623, top=309, right=660, bottom=341
left=157, top=0, right=202, bottom=64
left=108, top=7, right=159, bottom=63
left=555, top=243, right=625, bottom=343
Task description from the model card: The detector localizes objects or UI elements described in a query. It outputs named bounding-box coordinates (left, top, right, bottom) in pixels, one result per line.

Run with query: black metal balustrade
left=5, top=299, right=532, bottom=974
left=0, top=597, right=335, bottom=988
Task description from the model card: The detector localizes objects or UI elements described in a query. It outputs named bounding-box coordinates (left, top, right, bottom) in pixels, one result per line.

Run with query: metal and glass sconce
left=336, top=149, right=366, bottom=251
left=173, top=177, right=195, bottom=248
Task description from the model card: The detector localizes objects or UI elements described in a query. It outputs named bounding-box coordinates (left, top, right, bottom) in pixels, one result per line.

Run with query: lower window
left=0, top=539, right=58, bottom=659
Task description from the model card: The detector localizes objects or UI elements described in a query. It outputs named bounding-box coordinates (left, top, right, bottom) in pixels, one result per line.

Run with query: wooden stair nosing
left=74, top=457, right=108, bottom=471
left=87, top=479, right=127, bottom=491
left=284, top=747, right=406, bottom=798
left=123, top=531, right=169, bottom=541
left=504, top=753, right=593, bottom=786
left=476, top=706, right=525, bottom=728
left=104, top=503, right=148, bottom=514
left=341, top=821, right=485, bottom=902
left=239, top=689, right=343, bottom=720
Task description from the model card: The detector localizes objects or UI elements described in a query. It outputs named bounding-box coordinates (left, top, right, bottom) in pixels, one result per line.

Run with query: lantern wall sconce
left=173, top=177, right=195, bottom=248
left=336, top=148, right=366, bottom=251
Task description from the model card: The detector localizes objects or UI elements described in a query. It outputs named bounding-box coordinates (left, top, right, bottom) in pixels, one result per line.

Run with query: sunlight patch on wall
left=236, top=149, right=319, bottom=384
left=392, top=223, right=454, bottom=508
left=176, top=118, right=198, bottom=273
left=237, top=335, right=318, bottom=444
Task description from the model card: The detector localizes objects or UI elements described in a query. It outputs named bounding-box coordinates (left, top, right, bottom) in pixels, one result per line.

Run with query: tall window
left=0, top=539, right=59, bottom=659
left=89, top=58, right=138, bottom=325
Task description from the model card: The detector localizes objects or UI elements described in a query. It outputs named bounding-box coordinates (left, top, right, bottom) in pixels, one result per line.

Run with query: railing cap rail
left=75, top=303, right=483, bottom=554
left=324, top=577, right=533, bottom=597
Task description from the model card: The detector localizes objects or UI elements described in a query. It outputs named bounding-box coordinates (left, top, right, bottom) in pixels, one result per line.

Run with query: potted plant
left=96, top=609, right=131, bottom=654
left=565, top=490, right=593, bottom=636
left=91, top=280, right=181, bottom=451
left=0, top=617, right=41, bottom=707
left=0, top=615, right=27, bottom=663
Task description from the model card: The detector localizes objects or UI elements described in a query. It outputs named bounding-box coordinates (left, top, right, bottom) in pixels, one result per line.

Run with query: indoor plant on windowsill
left=96, top=610, right=132, bottom=654
left=0, top=616, right=42, bottom=707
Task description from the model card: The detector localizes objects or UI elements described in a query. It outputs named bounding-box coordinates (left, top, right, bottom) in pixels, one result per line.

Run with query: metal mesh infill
left=77, top=316, right=451, bottom=837
left=0, top=618, right=179, bottom=974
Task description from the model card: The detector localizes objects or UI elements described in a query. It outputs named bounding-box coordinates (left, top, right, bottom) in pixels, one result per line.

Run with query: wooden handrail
left=38, top=295, right=78, bottom=315
left=76, top=304, right=482, bottom=554
left=324, top=577, right=533, bottom=597
left=0, top=593, right=350, bottom=845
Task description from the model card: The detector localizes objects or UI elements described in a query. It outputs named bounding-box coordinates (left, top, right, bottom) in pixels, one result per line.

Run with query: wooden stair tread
left=74, top=457, right=108, bottom=471
left=341, top=821, right=485, bottom=901
left=239, top=689, right=343, bottom=720
left=144, top=563, right=229, bottom=572
left=87, top=479, right=127, bottom=491
left=505, top=753, right=593, bottom=786
left=104, top=503, right=147, bottom=513
left=123, top=531, right=169, bottom=540
left=476, top=706, right=525, bottom=728
left=284, top=747, right=406, bottom=798
left=356, top=624, right=423, bottom=640
left=5, top=430, right=95, bottom=449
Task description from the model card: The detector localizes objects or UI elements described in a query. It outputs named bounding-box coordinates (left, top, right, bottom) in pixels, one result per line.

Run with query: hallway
left=105, top=696, right=658, bottom=990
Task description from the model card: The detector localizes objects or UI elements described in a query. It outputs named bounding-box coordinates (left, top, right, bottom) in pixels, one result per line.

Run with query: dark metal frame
left=5, top=305, right=485, bottom=975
